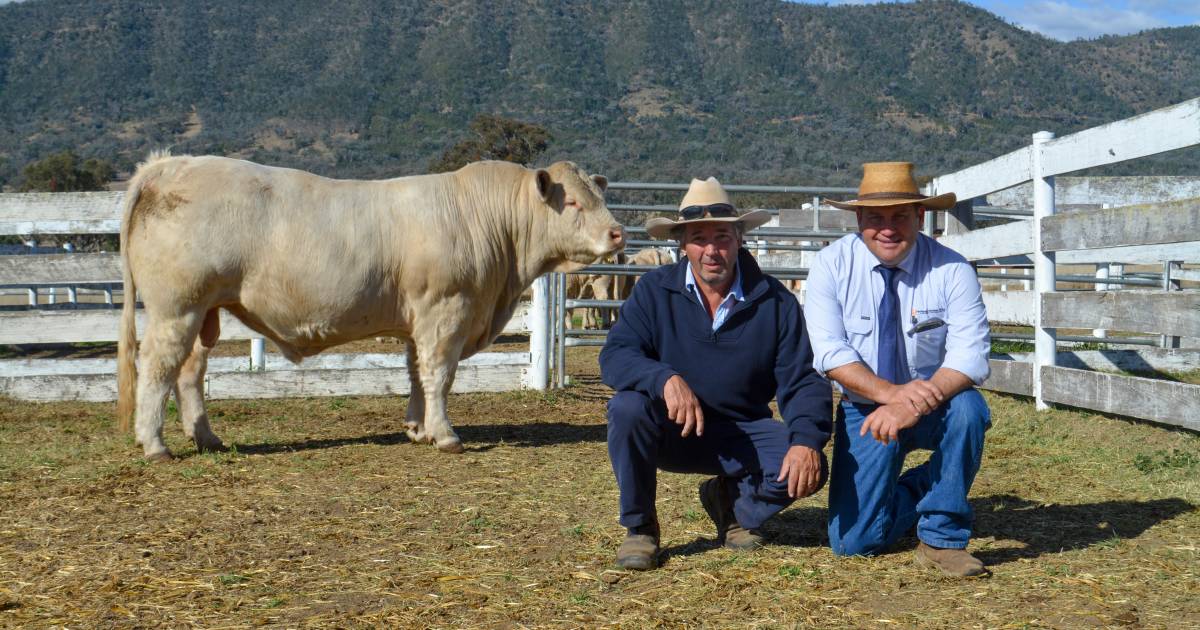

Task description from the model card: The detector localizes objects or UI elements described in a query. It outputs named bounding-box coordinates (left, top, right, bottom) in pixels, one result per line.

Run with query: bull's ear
left=592, top=174, right=608, bottom=192
left=536, top=169, right=553, bottom=202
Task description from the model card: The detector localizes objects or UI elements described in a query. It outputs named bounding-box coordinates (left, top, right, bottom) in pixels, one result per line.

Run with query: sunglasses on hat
left=679, top=203, right=737, bottom=221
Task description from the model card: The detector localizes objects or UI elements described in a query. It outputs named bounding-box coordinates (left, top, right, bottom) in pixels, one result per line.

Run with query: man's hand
left=777, top=445, right=823, bottom=498
left=883, top=379, right=944, bottom=417
left=663, top=374, right=704, bottom=437
left=860, top=402, right=921, bottom=445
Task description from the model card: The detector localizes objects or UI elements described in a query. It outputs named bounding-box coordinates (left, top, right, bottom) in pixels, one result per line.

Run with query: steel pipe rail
left=991, top=332, right=1160, bottom=346
left=607, top=182, right=857, bottom=195
left=578, top=264, right=810, bottom=279
left=978, top=272, right=1162, bottom=287
left=623, top=225, right=851, bottom=239
left=565, top=338, right=607, bottom=347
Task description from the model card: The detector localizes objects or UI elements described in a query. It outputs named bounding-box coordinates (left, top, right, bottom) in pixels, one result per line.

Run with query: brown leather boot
left=915, top=542, right=989, bottom=577
left=615, top=522, right=660, bottom=570
left=699, top=477, right=764, bottom=551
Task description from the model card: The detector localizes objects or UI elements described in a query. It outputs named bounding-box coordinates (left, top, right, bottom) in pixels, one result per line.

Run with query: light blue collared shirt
left=803, top=233, right=990, bottom=403
left=684, top=261, right=745, bottom=330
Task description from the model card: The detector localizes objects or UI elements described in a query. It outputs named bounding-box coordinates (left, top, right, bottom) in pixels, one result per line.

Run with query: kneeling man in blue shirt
left=805, top=162, right=992, bottom=577
left=600, top=177, right=832, bottom=570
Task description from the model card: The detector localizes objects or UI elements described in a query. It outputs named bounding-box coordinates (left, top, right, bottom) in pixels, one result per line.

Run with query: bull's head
left=535, top=161, right=625, bottom=271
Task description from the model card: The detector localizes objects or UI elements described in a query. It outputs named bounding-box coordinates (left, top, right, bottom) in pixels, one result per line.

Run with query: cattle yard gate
left=2, top=97, right=1199, bottom=432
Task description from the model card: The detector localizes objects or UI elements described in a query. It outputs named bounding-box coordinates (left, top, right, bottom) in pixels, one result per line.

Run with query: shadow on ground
left=232, top=421, right=606, bottom=456
left=972, top=493, right=1195, bottom=565
left=659, top=493, right=1194, bottom=566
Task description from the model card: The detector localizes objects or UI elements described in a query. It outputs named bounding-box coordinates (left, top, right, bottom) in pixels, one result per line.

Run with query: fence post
left=946, top=198, right=975, bottom=235
left=1093, top=264, right=1109, bottom=338
left=1161, top=260, right=1183, bottom=349
left=525, top=275, right=550, bottom=390
left=1032, top=131, right=1057, bottom=411
left=250, top=338, right=265, bottom=371
left=556, top=272, right=568, bottom=388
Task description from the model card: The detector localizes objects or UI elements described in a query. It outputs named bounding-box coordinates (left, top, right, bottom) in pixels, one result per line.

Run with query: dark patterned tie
left=876, top=265, right=910, bottom=384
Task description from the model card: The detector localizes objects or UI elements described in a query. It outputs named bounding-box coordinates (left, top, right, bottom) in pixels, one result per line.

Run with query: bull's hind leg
left=402, top=340, right=427, bottom=443
left=174, top=309, right=226, bottom=453
left=411, top=333, right=467, bottom=453
left=136, top=309, right=206, bottom=461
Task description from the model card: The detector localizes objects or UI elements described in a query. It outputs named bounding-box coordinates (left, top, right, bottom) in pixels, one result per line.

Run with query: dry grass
left=0, top=347, right=1197, bottom=628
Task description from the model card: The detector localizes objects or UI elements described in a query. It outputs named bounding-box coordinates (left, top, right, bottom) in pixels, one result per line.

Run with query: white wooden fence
left=0, top=194, right=553, bottom=399
left=928, top=97, right=1200, bottom=431
left=3, top=98, right=1198, bottom=432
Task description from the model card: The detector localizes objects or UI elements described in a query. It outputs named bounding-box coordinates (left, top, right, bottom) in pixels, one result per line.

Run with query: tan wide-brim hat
left=826, top=162, right=956, bottom=211
left=645, top=177, right=772, bottom=239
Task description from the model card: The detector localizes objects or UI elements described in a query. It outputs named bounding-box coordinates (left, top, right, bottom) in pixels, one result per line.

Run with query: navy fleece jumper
left=599, top=248, right=832, bottom=452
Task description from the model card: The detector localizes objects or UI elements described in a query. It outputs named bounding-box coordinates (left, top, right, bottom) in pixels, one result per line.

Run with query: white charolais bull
left=117, top=153, right=624, bottom=459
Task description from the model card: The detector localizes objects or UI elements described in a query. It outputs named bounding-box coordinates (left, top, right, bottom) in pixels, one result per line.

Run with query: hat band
left=856, top=191, right=926, bottom=201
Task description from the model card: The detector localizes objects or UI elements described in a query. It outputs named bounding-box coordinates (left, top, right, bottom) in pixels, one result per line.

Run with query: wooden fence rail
left=927, top=97, right=1200, bottom=431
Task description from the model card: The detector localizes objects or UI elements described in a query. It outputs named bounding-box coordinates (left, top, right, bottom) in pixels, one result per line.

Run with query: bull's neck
left=454, top=176, right=550, bottom=299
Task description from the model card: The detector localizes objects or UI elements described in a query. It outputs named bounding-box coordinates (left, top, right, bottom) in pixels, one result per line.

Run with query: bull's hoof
left=405, top=427, right=429, bottom=444
left=145, top=450, right=175, bottom=463
left=194, top=436, right=227, bottom=453
left=436, top=439, right=465, bottom=454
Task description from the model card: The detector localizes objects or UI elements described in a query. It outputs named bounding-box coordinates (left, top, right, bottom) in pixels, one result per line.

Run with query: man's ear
left=916, top=205, right=926, bottom=229
left=592, top=174, right=608, bottom=192
left=536, top=169, right=553, bottom=202
left=854, top=208, right=865, bottom=231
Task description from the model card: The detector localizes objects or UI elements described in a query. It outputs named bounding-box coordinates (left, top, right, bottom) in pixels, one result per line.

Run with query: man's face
left=856, top=203, right=924, bottom=267
left=682, top=222, right=740, bottom=293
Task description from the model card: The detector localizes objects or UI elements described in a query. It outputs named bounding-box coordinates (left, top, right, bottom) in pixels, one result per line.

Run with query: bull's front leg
left=402, top=341, right=427, bottom=442
left=411, top=333, right=466, bottom=453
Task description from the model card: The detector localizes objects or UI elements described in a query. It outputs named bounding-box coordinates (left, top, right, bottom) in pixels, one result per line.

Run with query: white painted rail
left=930, top=97, right=1200, bottom=431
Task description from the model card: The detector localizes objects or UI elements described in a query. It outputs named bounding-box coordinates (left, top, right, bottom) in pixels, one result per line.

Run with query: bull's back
left=127, top=157, right=421, bottom=347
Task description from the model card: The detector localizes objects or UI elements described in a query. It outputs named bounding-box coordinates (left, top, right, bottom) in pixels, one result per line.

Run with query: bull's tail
left=116, top=181, right=142, bottom=432
left=117, top=150, right=173, bottom=431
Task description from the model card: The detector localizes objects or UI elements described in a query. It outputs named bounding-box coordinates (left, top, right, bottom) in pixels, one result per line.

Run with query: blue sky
left=791, top=1, right=1200, bottom=41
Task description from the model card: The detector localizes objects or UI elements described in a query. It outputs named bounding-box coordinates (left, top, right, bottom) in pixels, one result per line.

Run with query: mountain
left=1, top=0, right=1198, bottom=190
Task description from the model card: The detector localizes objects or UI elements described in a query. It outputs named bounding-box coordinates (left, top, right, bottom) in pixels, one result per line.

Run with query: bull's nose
left=609, top=226, right=626, bottom=248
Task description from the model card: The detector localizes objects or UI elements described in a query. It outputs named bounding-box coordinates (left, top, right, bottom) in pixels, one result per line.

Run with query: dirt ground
left=1, top=345, right=1198, bottom=628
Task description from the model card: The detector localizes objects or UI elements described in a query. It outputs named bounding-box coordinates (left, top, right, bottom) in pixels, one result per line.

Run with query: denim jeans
left=607, top=390, right=825, bottom=531
left=827, top=388, right=990, bottom=555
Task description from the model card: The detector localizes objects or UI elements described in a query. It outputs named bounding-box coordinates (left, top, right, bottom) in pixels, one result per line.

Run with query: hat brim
left=645, top=209, right=773, bottom=240
left=826, top=192, right=957, bottom=212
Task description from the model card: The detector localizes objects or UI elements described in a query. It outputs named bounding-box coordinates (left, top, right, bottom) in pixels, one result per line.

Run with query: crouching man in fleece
left=805, top=161, right=992, bottom=577
left=599, top=177, right=832, bottom=570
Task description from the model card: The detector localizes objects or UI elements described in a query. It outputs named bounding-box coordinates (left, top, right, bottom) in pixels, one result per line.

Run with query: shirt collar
left=684, top=260, right=744, bottom=303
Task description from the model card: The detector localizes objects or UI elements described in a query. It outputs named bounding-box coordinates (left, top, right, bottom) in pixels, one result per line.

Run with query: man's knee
left=944, top=388, right=991, bottom=435
left=607, top=391, right=658, bottom=431
left=829, top=526, right=888, bottom=557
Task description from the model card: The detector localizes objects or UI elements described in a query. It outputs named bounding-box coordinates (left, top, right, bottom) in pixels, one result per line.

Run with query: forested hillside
left=1, top=0, right=1197, bottom=188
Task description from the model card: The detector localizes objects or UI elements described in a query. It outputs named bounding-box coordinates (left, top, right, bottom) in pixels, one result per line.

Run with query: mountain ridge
left=1, top=0, right=1197, bottom=188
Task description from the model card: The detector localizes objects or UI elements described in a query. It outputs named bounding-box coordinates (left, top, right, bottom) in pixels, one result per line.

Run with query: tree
left=19, top=151, right=114, bottom=192
left=429, top=114, right=552, bottom=173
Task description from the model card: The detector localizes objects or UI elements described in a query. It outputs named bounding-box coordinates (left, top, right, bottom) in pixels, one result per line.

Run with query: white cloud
left=1012, top=1, right=1169, bottom=40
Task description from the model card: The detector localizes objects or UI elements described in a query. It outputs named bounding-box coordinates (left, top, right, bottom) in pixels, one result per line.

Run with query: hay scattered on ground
left=0, top=347, right=1197, bottom=628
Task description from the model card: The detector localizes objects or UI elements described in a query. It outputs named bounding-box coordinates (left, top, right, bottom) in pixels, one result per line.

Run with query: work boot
left=914, top=542, right=989, bottom=578
left=615, top=522, right=660, bottom=570
left=698, top=477, right=764, bottom=551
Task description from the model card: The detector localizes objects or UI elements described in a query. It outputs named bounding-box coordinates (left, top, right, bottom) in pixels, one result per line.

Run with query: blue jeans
left=607, top=390, right=825, bottom=530
left=828, top=388, right=990, bottom=555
